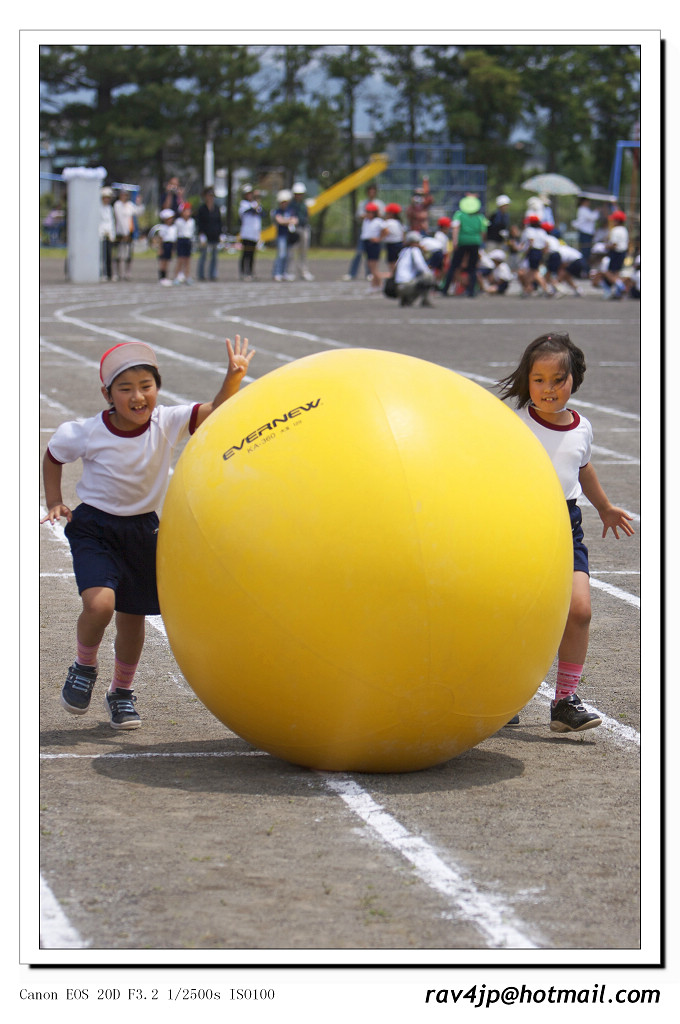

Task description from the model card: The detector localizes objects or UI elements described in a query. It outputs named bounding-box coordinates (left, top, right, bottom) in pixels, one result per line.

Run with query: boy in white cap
left=157, top=208, right=177, bottom=285
left=41, top=336, right=254, bottom=730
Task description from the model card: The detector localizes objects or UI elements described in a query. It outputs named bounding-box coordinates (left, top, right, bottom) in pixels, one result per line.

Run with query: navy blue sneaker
left=61, top=662, right=97, bottom=715
left=104, top=688, right=141, bottom=730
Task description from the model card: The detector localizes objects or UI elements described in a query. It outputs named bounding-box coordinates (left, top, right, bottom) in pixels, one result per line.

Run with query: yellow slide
left=258, top=153, right=390, bottom=243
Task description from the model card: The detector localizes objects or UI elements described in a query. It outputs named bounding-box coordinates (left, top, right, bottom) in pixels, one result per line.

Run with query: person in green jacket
left=439, top=195, right=489, bottom=297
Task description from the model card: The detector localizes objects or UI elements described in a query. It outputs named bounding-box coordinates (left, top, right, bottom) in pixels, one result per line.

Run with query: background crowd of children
left=96, top=179, right=639, bottom=301
left=349, top=185, right=639, bottom=304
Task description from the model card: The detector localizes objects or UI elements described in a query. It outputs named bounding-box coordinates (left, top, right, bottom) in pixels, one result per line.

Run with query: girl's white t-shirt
left=176, top=216, right=195, bottom=240
left=515, top=405, right=592, bottom=500
left=360, top=216, right=385, bottom=241
left=47, top=404, right=200, bottom=515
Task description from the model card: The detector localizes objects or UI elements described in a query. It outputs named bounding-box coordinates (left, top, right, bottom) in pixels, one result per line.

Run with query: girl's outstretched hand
left=226, top=335, right=255, bottom=380
left=600, top=505, right=635, bottom=539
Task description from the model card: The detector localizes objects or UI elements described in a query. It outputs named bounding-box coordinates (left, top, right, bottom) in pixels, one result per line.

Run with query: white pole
left=63, top=167, right=106, bottom=283
left=204, top=141, right=215, bottom=189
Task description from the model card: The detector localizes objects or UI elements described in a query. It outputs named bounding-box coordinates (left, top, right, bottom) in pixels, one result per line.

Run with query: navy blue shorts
left=64, top=503, right=161, bottom=615
left=608, top=250, right=625, bottom=272
left=176, top=237, right=192, bottom=258
left=527, top=247, right=543, bottom=270
left=159, top=241, right=174, bottom=261
left=363, top=239, right=381, bottom=260
left=386, top=241, right=403, bottom=264
left=567, top=499, right=589, bottom=575
left=546, top=251, right=561, bottom=273
left=566, top=258, right=585, bottom=278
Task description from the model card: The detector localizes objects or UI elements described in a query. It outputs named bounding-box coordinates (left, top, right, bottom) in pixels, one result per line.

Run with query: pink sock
left=554, top=661, right=583, bottom=703
left=76, top=640, right=100, bottom=668
left=110, top=657, right=138, bottom=693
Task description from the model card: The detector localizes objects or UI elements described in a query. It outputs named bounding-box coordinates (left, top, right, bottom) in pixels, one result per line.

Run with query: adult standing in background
left=486, top=194, right=513, bottom=251
left=439, top=195, right=488, bottom=298
left=271, top=189, right=296, bottom=282
left=238, top=184, right=263, bottom=281
left=406, top=178, right=433, bottom=235
left=571, top=197, right=600, bottom=270
left=99, top=187, right=115, bottom=282
left=112, top=189, right=140, bottom=281
left=160, top=176, right=183, bottom=214
left=196, top=187, right=223, bottom=282
left=290, top=182, right=314, bottom=281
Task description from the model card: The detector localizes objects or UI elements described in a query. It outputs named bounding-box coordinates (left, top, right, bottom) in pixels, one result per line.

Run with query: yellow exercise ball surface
left=157, top=349, right=572, bottom=772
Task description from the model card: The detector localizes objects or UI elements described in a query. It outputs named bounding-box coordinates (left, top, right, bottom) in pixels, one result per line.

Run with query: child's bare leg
left=550, top=571, right=601, bottom=729
left=77, top=586, right=115, bottom=649
left=558, top=571, right=591, bottom=664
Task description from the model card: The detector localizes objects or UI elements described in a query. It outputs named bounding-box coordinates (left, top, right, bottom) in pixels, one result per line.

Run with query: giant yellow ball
left=157, top=349, right=572, bottom=772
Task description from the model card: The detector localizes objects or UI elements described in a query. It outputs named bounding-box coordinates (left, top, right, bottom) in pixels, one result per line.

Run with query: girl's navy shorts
left=176, top=237, right=192, bottom=258
left=567, top=499, right=589, bottom=575
left=159, top=241, right=174, bottom=260
left=386, top=241, right=403, bottom=264
left=363, top=239, right=381, bottom=260
left=64, top=503, right=161, bottom=615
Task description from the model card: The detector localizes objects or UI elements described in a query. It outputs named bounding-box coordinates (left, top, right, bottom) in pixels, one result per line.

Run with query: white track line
left=48, top=300, right=640, bottom=425
left=589, top=576, right=640, bottom=608
left=323, top=775, right=541, bottom=948
left=40, top=874, right=88, bottom=948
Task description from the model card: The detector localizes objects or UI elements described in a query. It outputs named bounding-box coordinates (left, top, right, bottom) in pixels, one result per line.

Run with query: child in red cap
left=603, top=210, right=630, bottom=299
left=41, top=336, right=254, bottom=729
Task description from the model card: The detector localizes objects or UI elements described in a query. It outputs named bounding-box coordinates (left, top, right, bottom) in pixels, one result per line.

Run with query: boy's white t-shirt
left=515, top=405, right=592, bottom=501
left=47, top=404, right=200, bottom=515
left=159, top=222, right=178, bottom=244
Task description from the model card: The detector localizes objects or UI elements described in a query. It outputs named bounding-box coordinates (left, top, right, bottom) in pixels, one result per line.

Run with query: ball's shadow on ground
left=39, top=726, right=593, bottom=796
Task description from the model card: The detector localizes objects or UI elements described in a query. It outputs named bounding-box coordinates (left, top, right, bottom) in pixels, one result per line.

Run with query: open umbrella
left=521, top=173, right=580, bottom=195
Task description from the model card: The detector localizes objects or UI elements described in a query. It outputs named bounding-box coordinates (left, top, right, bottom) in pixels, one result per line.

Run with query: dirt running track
left=35, top=254, right=647, bottom=968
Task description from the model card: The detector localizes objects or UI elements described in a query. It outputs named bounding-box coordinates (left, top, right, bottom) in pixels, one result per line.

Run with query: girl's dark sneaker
left=61, top=662, right=98, bottom=715
left=550, top=694, right=602, bottom=733
left=104, top=688, right=141, bottom=730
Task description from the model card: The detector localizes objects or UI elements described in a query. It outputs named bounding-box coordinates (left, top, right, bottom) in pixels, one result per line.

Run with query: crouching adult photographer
left=394, top=232, right=435, bottom=307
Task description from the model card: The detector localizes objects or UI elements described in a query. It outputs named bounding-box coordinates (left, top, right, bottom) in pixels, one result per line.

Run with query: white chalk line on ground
left=40, top=873, right=88, bottom=949
left=589, top=576, right=640, bottom=608
left=44, top=300, right=640, bottom=426
left=322, top=774, right=542, bottom=949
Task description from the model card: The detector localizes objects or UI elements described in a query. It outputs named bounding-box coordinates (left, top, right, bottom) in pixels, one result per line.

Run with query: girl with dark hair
left=497, top=333, right=634, bottom=731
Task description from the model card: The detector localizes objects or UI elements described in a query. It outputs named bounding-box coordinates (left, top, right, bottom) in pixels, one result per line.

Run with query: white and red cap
left=100, top=342, right=158, bottom=389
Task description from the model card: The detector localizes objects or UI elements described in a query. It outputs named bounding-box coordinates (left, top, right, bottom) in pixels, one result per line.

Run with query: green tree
left=378, top=46, right=440, bottom=154
left=321, top=45, right=375, bottom=239
left=181, top=45, right=262, bottom=231
left=39, top=44, right=187, bottom=182
left=498, top=44, right=640, bottom=185
left=424, top=46, right=525, bottom=182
